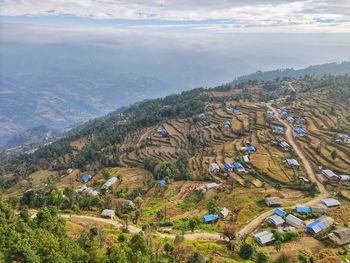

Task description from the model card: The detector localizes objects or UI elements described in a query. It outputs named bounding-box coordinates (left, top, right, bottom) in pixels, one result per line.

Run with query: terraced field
left=288, top=90, right=350, bottom=175
left=118, top=98, right=307, bottom=185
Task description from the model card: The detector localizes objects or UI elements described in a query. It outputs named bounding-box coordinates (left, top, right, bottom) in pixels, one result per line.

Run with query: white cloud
left=1, top=0, right=350, bottom=31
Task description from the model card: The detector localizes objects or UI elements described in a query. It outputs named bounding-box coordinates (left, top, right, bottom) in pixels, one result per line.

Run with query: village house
left=274, top=208, right=286, bottom=217
left=102, top=177, right=118, bottom=190
left=306, top=216, right=334, bottom=235
left=209, top=163, right=220, bottom=173
left=205, top=182, right=220, bottom=191
left=76, top=185, right=88, bottom=193
left=265, top=197, right=282, bottom=207
left=274, top=126, right=284, bottom=133
left=202, top=214, right=218, bottom=223
left=80, top=175, right=92, bottom=183
left=223, top=121, right=231, bottom=128
left=227, top=108, right=240, bottom=114
left=199, top=113, right=207, bottom=120
left=280, top=141, right=290, bottom=151
left=287, top=116, right=294, bottom=123
left=219, top=207, right=229, bottom=218
left=311, top=204, right=328, bottom=214
left=267, top=215, right=285, bottom=227
left=339, top=134, right=350, bottom=144
left=266, top=111, right=276, bottom=121
left=296, top=206, right=312, bottom=213
left=286, top=214, right=303, bottom=228
left=101, top=209, right=115, bottom=219
left=234, top=162, right=246, bottom=173
left=286, top=158, right=300, bottom=168
left=157, top=129, right=168, bottom=136
left=224, top=163, right=233, bottom=171
left=281, top=111, right=288, bottom=119
left=254, top=231, right=276, bottom=246
left=340, top=174, right=350, bottom=181
left=295, top=127, right=306, bottom=136
left=298, top=176, right=310, bottom=184
left=328, top=228, right=350, bottom=246
left=321, top=198, right=340, bottom=208
left=322, top=169, right=340, bottom=181
left=243, top=155, right=250, bottom=163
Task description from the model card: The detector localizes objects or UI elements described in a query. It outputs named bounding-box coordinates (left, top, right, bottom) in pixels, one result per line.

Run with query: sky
left=1, top=0, right=350, bottom=32
left=1, top=0, right=350, bottom=75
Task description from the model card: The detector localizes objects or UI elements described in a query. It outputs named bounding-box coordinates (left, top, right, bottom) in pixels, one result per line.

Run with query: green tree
left=331, top=150, right=338, bottom=160
left=188, top=219, right=198, bottom=232
left=256, top=251, right=270, bottom=263
left=187, top=252, right=205, bottom=263
left=239, top=243, right=255, bottom=260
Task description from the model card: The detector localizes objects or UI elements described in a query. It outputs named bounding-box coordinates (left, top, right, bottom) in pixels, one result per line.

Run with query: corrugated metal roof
left=274, top=208, right=286, bottom=216
left=321, top=198, right=340, bottom=207
left=286, top=214, right=303, bottom=226
left=254, top=231, right=276, bottom=245
left=268, top=215, right=285, bottom=226
left=296, top=206, right=312, bottom=213
left=101, top=209, right=115, bottom=217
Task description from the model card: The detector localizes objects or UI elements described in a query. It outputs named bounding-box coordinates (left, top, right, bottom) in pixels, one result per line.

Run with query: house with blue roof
left=281, top=111, right=288, bottom=119
left=224, top=163, right=233, bottom=171
left=234, top=162, right=246, bottom=173
left=296, top=206, right=312, bottom=213
left=296, top=117, right=305, bottom=125
left=274, top=126, right=284, bottom=133
left=202, top=214, right=218, bottom=223
left=81, top=175, right=92, bottom=183
left=227, top=108, right=240, bottom=115
left=274, top=208, right=286, bottom=217
left=295, top=127, right=306, bottom=136
left=159, top=179, right=167, bottom=186
left=223, top=121, right=231, bottom=128
left=247, top=145, right=256, bottom=152
left=157, top=129, right=168, bottom=136
left=306, top=216, right=334, bottom=235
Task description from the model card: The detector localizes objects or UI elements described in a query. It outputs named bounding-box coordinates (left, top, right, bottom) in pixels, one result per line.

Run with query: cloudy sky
left=1, top=0, right=350, bottom=79
left=1, top=0, right=350, bottom=32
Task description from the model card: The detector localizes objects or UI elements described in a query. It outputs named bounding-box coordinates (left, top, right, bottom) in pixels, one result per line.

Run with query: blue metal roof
left=81, top=175, right=92, bottom=183
left=274, top=208, right=286, bottom=216
left=296, top=206, right=312, bottom=213
left=235, top=162, right=244, bottom=169
left=306, top=220, right=325, bottom=234
left=224, top=163, right=233, bottom=170
left=275, top=126, right=284, bottom=132
left=247, top=145, right=256, bottom=152
left=295, top=128, right=305, bottom=135
left=202, top=214, right=218, bottom=223
left=158, top=129, right=168, bottom=135
left=228, top=108, right=240, bottom=114
left=159, top=180, right=167, bottom=186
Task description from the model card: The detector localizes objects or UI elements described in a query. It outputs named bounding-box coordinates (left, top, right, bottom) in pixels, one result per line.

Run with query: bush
left=239, top=243, right=255, bottom=260
left=257, top=251, right=270, bottom=263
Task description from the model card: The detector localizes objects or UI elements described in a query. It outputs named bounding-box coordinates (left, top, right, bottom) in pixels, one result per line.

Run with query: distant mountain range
left=0, top=43, right=255, bottom=147
left=231, top=62, right=350, bottom=84
left=1, top=54, right=350, bottom=149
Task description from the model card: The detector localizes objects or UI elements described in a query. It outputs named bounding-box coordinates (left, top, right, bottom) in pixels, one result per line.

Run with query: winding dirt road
left=61, top=214, right=223, bottom=241
left=267, top=103, right=327, bottom=195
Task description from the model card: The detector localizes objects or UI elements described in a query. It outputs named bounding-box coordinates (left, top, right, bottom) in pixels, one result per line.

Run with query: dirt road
left=267, top=104, right=327, bottom=194
left=61, top=214, right=223, bottom=241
